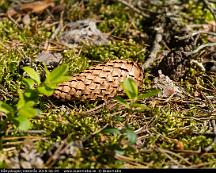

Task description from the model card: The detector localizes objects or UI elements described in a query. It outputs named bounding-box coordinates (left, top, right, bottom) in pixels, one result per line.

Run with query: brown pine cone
left=53, top=60, right=144, bottom=101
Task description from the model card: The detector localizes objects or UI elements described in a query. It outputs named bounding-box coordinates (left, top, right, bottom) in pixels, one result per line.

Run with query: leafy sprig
left=0, top=64, right=70, bottom=130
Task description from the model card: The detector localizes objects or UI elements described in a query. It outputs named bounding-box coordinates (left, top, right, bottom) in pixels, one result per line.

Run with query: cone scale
left=53, top=60, right=144, bottom=101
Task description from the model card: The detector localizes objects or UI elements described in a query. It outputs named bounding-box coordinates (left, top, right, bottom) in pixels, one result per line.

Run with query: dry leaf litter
left=60, top=19, right=109, bottom=48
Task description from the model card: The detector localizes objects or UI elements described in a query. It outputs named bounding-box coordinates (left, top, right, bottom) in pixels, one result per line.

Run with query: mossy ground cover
left=0, top=0, right=216, bottom=168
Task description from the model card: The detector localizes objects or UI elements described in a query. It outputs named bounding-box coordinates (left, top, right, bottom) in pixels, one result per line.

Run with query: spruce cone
left=53, top=60, right=144, bottom=101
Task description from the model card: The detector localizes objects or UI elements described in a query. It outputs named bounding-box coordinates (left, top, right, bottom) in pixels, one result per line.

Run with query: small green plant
left=103, top=127, right=137, bottom=145
left=116, top=78, right=160, bottom=109
left=102, top=126, right=138, bottom=155
left=101, top=78, right=160, bottom=155
left=0, top=64, right=70, bottom=131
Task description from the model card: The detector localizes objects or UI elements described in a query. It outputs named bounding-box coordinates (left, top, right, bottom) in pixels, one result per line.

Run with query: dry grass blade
left=115, top=154, right=147, bottom=168
left=158, top=148, right=192, bottom=166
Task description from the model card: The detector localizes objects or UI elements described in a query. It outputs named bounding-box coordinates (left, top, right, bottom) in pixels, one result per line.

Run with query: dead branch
left=175, top=31, right=216, bottom=40
left=143, top=26, right=163, bottom=69
left=184, top=42, right=216, bottom=56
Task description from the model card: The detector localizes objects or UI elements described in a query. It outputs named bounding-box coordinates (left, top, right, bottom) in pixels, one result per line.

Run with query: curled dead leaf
left=7, top=0, right=55, bottom=17
left=20, top=0, right=55, bottom=13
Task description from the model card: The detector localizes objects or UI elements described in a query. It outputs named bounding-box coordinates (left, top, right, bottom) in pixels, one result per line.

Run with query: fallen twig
left=184, top=42, right=216, bottom=56
left=115, top=154, right=148, bottom=167
left=158, top=148, right=192, bottom=166
left=175, top=31, right=216, bottom=40
left=143, top=26, right=163, bottom=69
left=204, top=120, right=216, bottom=152
left=78, top=100, right=116, bottom=116
left=49, top=10, right=64, bottom=41
left=45, top=138, right=68, bottom=168
left=83, top=124, right=108, bottom=142
left=157, top=148, right=183, bottom=167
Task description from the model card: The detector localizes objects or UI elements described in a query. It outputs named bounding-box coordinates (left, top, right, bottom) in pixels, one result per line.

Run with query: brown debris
left=157, top=49, right=190, bottom=81
left=153, top=70, right=182, bottom=98
left=20, top=0, right=55, bottom=13
left=53, top=60, right=144, bottom=101
left=60, top=19, right=109, bottom=47
left=35, top=51, right=63, bottom=68
left=6, top=140, right=44, bottom=168
left=7, top=0, right=55, bottom=17
left=200, top=47, right=216, bottom=72
left=174, top=140, right=184, bottom=151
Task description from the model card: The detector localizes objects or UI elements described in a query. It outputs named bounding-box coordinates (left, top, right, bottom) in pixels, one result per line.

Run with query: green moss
left=82, top=40, right=146, bottom=62
left=183, top=0, right=215, bottom=23
left=98, top=3, right=130, bottom=36
left=62, top=49, right=89, bottom=74
left=1, top=0, right=216, bottom=169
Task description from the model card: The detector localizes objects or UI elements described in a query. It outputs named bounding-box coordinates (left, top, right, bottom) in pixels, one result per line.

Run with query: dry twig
left=143, top=26, right=163, bottom=69
left=204, top=120, right=216, bottom=152
left=184, top=42, right=216, bottom=56
left=158, top=148, right=192, bottom=166
left=175, top=31, right=216, bottom=40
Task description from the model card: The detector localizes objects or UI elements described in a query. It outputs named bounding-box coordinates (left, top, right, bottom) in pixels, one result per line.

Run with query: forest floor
left=0, top=0, right=216, bottom=169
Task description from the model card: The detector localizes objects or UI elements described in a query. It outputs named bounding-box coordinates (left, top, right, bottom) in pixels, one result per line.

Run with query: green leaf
left=38, top=84, right=54, bottom=96
left=25, top=100, right=35, bottom=107
left=125, top=129, right=137, bottom=145
left=23, top=90, right=38, bottom=102
left=22, top=78, right=35, bottom=89
left=45, top=76, right=70, bottom=89
left=129, top=103, right=150, bottom=111
left=122, top=78, right=138, bottom=99
left=18, top=101, right=37, bottom=118
left=46, top=64, right=68, bottom=84
left=43, top=63, right=50, bottom=76
left=115, top=96, right=129, bottom=108
left=18, top=108, right=36, bottom=119
left=0, top=101, right=14, bottom=114
left=0, top=160, right=7, bottom=168
left=23, top=66, right=41, bottom=85
left=16, top=117, right=31, bottom=131
left=103, top=128, right=121, bottom=135
left=16, top=89, right=25, bottom=109
left=137, top=88, right=160, bottom=100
